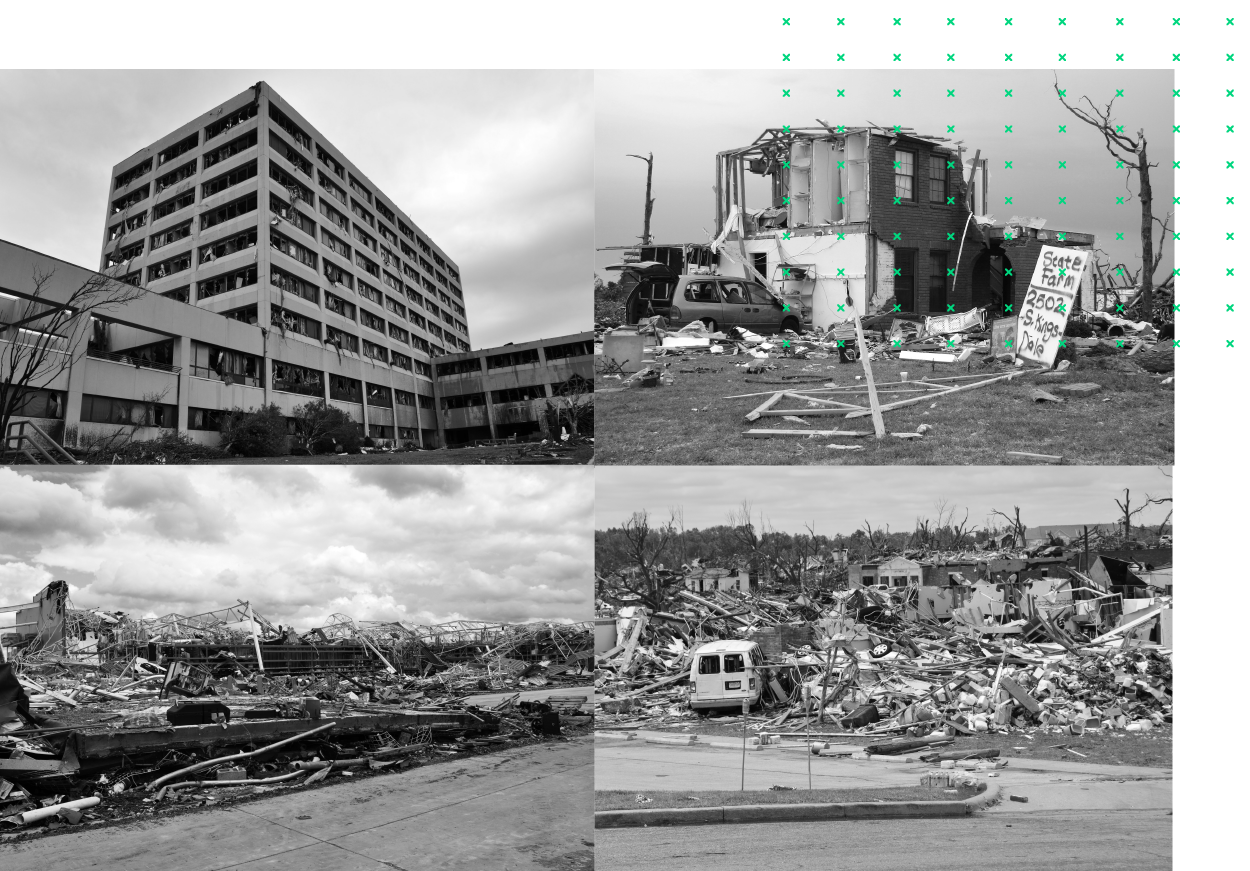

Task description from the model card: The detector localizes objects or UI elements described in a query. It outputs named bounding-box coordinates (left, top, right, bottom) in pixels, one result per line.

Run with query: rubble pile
left=594, top=562, right=1172, bottom=745
left=1, top=597, right=593, bottom=836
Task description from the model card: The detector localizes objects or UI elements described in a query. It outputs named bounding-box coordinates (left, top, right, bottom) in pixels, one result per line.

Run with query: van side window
left=698, top=655, right=721, bottom=675
left=720, top=282, right=748, bottom=304
left=748, top=284, right=776, bottom=305
left=723, top=653, right=745, bottom=673
left=684, top=281, right=719, bottom=303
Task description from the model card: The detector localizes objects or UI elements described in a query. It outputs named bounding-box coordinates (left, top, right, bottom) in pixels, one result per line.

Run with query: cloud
left=348, top=467, right=464, bottom=499
left=100, top=469, right=236, bottom=543
left=0, top=469, right=103, bottom=541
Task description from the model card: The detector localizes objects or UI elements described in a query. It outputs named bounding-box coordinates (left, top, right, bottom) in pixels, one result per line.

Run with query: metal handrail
left=5, top=420, right=80, bottom=465
left=86, top=348, right=181, bottom=374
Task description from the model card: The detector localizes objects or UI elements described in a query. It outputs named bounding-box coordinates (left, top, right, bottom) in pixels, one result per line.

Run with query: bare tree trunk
left=1137, top=139, right=1153, bottom=320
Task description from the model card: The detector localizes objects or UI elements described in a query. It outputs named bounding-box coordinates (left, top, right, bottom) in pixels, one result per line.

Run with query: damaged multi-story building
left=614, top=124, right=1096, bottom=331
left=0, top=81, right=592, bottom=449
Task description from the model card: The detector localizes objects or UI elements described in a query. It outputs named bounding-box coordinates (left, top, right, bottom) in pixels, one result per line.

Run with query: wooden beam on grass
left=744, top=391, right=785, bottom=422
left=1006, top=451, right=1065, bottom=463
left=847, top=299, right=886, bottom=438
left=844, top=369, right=1044, bottom=418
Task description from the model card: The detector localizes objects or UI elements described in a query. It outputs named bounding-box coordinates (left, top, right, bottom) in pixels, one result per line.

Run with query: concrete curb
left=594, top=783, right=1002, bottom=828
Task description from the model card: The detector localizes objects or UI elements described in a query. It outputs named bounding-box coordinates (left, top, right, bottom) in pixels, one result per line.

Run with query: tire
left=700, top=318, right=718, bottom=332
left=781, top=316, right=800, bottom=333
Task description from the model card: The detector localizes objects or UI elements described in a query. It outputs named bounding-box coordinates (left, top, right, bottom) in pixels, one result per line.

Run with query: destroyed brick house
left=0, top=581, right=593, bottom=832
left=610, top=124, right=1096, bottom=333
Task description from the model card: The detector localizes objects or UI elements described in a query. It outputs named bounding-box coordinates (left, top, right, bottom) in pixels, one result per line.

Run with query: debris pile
left=0, top=590, right=592, bottom=836
left=594, top=563, right=1172, bottom=744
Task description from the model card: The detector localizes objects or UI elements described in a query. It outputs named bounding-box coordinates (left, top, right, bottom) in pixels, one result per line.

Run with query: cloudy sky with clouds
left=595, top=466, right=1173, bottom=536
left=0, top=466, right=593, bottom=632
left=0, top=70, right=592, bottom=349
left=596, top=69, right=1173, bottom=279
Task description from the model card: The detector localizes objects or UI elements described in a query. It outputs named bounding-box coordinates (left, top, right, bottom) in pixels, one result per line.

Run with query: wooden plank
left=743, top=429, right=871, bottom=438
left=1006, top=451, right=1064, bottom=463
left=781, top=392, right=865, bottom=410
left=849, top=301, right=886, bottom=437
left=845, top=369, right=1041, bottom=418
left=744, top=391, right=785, bottom=422
left=757, top=408, right=854, bottom=417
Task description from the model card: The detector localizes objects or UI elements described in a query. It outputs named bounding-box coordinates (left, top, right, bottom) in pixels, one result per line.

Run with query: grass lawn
left=641, top=722, right=1172, bottom=768
left=595, top=350, right=1173, bottom=465
left=595, top=785, right=979, bottom=811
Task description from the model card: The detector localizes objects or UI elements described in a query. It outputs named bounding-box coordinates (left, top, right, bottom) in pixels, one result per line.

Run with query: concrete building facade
left=96, top=81, right=470, bottom=445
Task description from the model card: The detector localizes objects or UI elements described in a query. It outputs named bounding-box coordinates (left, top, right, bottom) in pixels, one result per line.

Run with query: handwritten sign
left=1015, top=246, right=1089, bottom=367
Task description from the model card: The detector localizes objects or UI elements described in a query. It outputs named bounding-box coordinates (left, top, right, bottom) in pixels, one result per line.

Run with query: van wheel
left=700, top=318, right=718, bottom=332
left=781, top=316, right=800, bottom=333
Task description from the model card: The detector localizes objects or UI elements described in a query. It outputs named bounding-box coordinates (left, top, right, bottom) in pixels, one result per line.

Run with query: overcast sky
left=595, top=466, right=1173, bottom=535
left=596, top=69, right=1174, bottom=280
left=0, top=70, right=592, bottom=349
left=0, top=467, right=592, bottom=631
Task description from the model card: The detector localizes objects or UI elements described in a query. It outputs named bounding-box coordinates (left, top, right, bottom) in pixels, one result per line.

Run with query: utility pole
left=627, top=152, right=655, bottom=245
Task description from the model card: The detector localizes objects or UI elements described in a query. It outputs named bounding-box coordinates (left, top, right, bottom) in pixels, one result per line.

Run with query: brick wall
left=868, top=134, right=980, bottom=314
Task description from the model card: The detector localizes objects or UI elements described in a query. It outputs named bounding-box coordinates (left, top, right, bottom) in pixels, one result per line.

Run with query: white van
left=689, top=640, right=765, bottom=711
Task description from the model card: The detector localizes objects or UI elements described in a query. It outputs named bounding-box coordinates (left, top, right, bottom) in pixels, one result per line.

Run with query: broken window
left=356, top=251, right=380, bottom=277
left=190, top=342, right=259, bottom=385
left=270, top=229, right=318, bottom=270
left=271, top=305, right=321, bottom=341
left=353, top=223, right=377, bottom=251
left=272, top=360, right=323, bottom=396
left=318, top=170, right=347, bottom=206
left=316, top=144, right=345, bottom=179
left=408, top=309, right=428, bottom=331
left=412, top=334, right=431, bottom=354
left=155, top=190, right=197, bottom=221
left=435, top=358, right=481, bottom=377
left=319, top=197, right=349, bottom=232
left=402, top=263, right=421, bottom=284
left=893, top=248, right=917, bottom=312
left=450, top=283, right=463, bottom=300
left=270, top=192, right=315, bottom=237
left=158, top=132, right=198, bottom=166
left=198, top=192, right=257, bottom=229
left=107, top=240, right=145, bottom=268
left=202, top=159, right=257, bottom=198
left=270, top=266, right=319, bottom=304
left=154, top=160, right=196, bottom=194
left=383, top=271, right=403, bottom=293
left=375, top=200, right=396, bottom=225
left=358, top=280, right=383, bottom=307
left=929, top=154, right=949, bottom=204
left=188, top=407, right=224, bottom=430
left=894, top=149, right=916, bottom=201
left=205, top=102, right=258, bottom=141
left=928, top=251, right=949, bottom=313
left=543, top=340, right=592, bottom=360
left=150, top=219, right=192, bottom=251
left=361, top=339, right=388, bottom=362
left=365, top=383, right=392, bottom=406
left=107, top=212, right=148, bottom=241
left=388, top=322, right=409, bottom=345
left=487, top=348, right=540, bottom=369
left=348, top=173, right=372, bottom=204
left=418, top=237, right=431, bottom=256
left=723, top=654, right=745, bottom=673
left=421, top=276, right=438, bottom=296
left=161, top=285, right=190, bottom=304
left=350, top=197, right=375, bottom=228
left=81, top=394, right=177, bottom=428
left=433, top=252, right=446, bottom=270
left=147, top=250, right=191, bottom=282
left=491, top=384, right=545, bottom=404
left=269, top=163, right=313, bottom=205
left=438, top=290, right=452, bottom=306
left=395, top=389, right=416, bottom=406
left=448, top=265, right=460, bottom=281
left=379, top=225, right=398, bottom=247
left=324, top=290, right=356, bottom=320
left=197, top=264, right=257, bottom=300
left=222, top=303, right=258, bottom=325
left=435, top=272, right=448, bottom=288
left=118, top=270, right=142, bottom=287
left=268, top=104, right=311, bottom=150
left=417, top=390, right=433, bottom=406
left=324, top=263, right=353, bottom=291
left=269, top=130, right=313, bottom=176
left=452, top=301, right=466, bottom=317
left=385, top=296, right=406, bottom=318
left=551, top=374, right=592, bottom=396
left=391, top=350, right=413, bottom=371
left=111, top=183, right=150, bottom=214
left=8, top=388, right=66, bottom=420
left=330, top=374, right=361, bottom=402
left=440, top=310, right=455, bottom=326
left=360, top=309, right=386, bottom=334
left=203, top=128, right=258, bottom=169
left=684, top=281, right=719, bottom=303
left=321, top=227, right=352, bottom=260
left=440, top=392, right=485, bottom=410
left=325, top=325, right=359, bottom=354
left=415, top=361, right=433, bottom=378
left=198, top=226, right=256, bottom=264
left=114, top=158, right=152, bottom=191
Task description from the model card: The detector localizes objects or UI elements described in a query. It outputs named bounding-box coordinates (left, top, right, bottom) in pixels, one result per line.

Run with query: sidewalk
left=4, top=737, right=594, bottom=871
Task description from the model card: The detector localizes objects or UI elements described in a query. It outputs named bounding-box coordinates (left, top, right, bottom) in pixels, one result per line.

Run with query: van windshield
left=697, top=655, right=721, bottom=675
left=723, top=653, right=745, bottom=673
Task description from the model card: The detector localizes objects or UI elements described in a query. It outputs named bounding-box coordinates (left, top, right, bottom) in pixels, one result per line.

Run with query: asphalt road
left=3, top=736, right=593, bottom=871
left=595, top=809, right=1173, bottom=871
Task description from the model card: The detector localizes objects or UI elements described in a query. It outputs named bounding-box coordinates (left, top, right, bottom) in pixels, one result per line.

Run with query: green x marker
left=1005, top=268, right=1013, bottom=276
left=1116, top=340, right=1125, bottom=349
left=1115, top=17, right=1124, bottom=25
left=1005, top=89, right=1013, bottom=97
left=783, top=304, right=791, bottom=312
left=837, top=268, right=846, bottom=276
left=782, top=340, right=791, bottom=348
left=947, top=54, right=955, bottom=62
left=1005, top=338, right=1013, bottom=348
left=1059, top=125, right=1066, bottom=132
left=1057, top=303, right=1067, bottom=314
left=1005, top=17, right=1012, bottom=25
left=837, top=304, right=845, bottom=312
left=1004, top=53, right=1013, bottom=61
left=947, top=232, right=956, bottom=241
left=1173, top=340, right=1180, bottom=347
left=1059, top=339, right=1067, bottom=348
left=1117, top=196, right=1125, bottom=204
left=837, top=17, right=844, bottom=25
left=837, top=54, right=845, bottom=61
left=947, top=304, right=955, bottom=312
left=783, top=196, right=791, bottom=205
left=946, top=268, right=955, bottom=277
left=1059, top=54, right=1067, bottom=62
left=1058, top=196, right=1066, bottom=204
left=1115, top=89, right=1124, bottom=97
left=837, top=89, right=845, bottom=97
left=1005, top=304, right=1013, bottom=313
left=1058, top=17, right=1066, bottom=24
left=893, top=89, right=901, bottom=97
left=893, top=197, right=902, bottom=205
left=782, top=125, right=791, bottom=133
left=1005, top=196, right=1013, bottom=204
left=837, top=340, right=845, bottom=347
left=1228, top=340, right=1235, bottom=348
left=893, top=268, right=901, bottom=276
left=1005, top=160, right=1012, bottom=168
left=893, top=233, right=901, bottom=241
left=1116, top=232, right=1124, bottom=240
left=946, top=339, right=955, bottom=348
left=783, top=89, right=791, bottom=97
left=893, top=53, right=901, bottom=62
left=947, top=89, right=955, bottom=97
left=1115, top=54, right=1124, bottom=62
left=947, top=125, right=955, bottom=133
left=1172, top=54, right=1179, bottom=62
left=782, top=17, right=790, bottom=25
left=893, top=339, right=901, bottom=347
left=836, top=234, right=845, bottom=240
left=1173, top=91, right=1180, bottom=98
left=893, top=17, right=901, bottom=25
left=782, top=267, right=792, bottom=277
left=1228, top=268, right=1235, bottom=276
left=1005, top=125, right=1013, bottom=132
left=1058, top=160, right=1066, bottom=168
left=1228, top=304, right=1235, bottom=312
left=783, top=53, right=790, bottom=62
left=783, top=231, right=792, bottom=240
left=947, top=17, right=954, bottom=25
left=892, top=305, right=901, bottom=312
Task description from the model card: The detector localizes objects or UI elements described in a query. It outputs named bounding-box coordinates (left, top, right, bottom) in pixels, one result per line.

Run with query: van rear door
left=694, top=652, right=722, bottom=700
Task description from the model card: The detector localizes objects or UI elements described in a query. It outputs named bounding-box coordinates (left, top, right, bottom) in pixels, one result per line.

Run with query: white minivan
left=689, top=640, right=765, bottom=712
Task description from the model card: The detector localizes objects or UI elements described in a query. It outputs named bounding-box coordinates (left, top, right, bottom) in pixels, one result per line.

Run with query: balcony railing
left=86, top=348, right=181, bottom=374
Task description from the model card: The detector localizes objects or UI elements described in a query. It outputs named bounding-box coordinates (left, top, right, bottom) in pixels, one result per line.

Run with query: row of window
left=439, top=379, right=587, bottom=411
left=893, top=148, right=954, bottom=205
